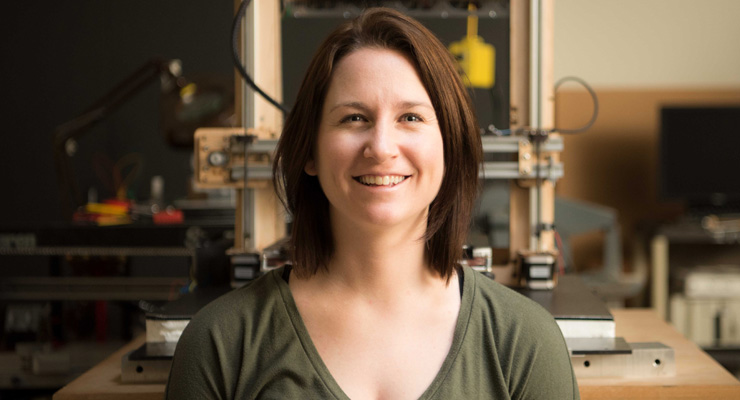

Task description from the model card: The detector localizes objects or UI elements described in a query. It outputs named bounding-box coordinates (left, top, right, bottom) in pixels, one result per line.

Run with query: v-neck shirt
left=166, top=266, right=579, bottom=399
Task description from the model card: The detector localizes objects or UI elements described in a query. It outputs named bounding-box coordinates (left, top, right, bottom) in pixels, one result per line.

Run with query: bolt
left=522, top=168, right=531, bottom=175
left=523, top=153, right=531, bottom=160
left=489, top=11, right=497, bottom=18
left=65, top=138, right=78, bottom=157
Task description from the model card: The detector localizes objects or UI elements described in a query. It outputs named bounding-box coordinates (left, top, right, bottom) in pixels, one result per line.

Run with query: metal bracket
left=194, top=127, right=277, bottom=188
left=518, top=139, right=533, bottom=176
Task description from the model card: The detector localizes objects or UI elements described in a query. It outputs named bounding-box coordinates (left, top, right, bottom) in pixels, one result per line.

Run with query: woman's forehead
left=322, top=48, right=432, bottom=111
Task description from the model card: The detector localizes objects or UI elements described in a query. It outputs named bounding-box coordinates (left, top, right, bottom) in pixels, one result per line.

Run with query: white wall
left=554, top=0, right=740, bottom=88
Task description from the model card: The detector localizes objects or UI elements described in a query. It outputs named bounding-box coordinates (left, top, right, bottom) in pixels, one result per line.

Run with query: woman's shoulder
left=469, top=268, right=556, bottom=325
left=465, top=267, right=567, bottom=354
left=167, top=267, right=313, bottom=399
left=464, top=268, right=579, bottom=399
left=185, top=267, right=288, bottom=336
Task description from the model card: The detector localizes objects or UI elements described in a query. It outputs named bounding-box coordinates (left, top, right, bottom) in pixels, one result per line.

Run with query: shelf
left=0, top=277, right=184, bottom=301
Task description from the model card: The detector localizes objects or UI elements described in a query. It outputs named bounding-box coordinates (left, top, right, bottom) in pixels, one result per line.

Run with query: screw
left=523, top=153, right=531, bottom=160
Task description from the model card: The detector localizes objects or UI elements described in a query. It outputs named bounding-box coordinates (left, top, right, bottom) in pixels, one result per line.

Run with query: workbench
left=53, top=309, right=740, bottom=400
left=577, top=309, right=740, bottom=399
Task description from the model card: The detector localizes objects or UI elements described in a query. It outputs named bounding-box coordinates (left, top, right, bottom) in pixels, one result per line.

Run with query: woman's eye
left=401, top=114, right=423, bottom=122
left=341, top=114, right=366, bottom=123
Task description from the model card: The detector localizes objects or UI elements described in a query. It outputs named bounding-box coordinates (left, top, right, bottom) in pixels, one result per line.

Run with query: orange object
left=153, top=209, right=184, bottom=225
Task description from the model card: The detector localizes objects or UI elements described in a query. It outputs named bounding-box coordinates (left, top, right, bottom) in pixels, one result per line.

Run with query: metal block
left=571, top=342, right=675, bottom=378
left=567, top=337, right=631, bottom=355
left=120, top=344, right=174, bottom=384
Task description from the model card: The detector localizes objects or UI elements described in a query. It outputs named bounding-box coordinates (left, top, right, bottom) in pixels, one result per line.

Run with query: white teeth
left=358, top=175, right=407, bottom=186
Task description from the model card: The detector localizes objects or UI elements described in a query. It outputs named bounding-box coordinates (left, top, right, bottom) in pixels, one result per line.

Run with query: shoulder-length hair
left=273, top=7, right=482, bottom=280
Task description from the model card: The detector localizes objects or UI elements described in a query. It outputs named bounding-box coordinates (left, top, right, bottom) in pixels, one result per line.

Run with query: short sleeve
left=165, top=310, right=228, bottom=400
left=508, top=307, right=580, bottom=400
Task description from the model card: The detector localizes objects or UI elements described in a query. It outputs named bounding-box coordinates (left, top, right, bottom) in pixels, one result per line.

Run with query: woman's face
left=305, top=47, right=444, bottom=231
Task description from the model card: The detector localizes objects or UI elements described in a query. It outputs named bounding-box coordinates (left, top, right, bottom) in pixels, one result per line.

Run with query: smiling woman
left=166, top=7, right=579, bottom=400
left=275, top=8, right=481, bottom=281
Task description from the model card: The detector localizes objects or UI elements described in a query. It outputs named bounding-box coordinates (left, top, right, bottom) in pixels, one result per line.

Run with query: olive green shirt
left=166, top=266, right=579, bottom=399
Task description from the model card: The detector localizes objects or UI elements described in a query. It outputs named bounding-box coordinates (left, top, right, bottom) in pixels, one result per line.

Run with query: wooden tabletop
left=53, top=335, right=164, bottom=400
left=578, top=308, right=740, bottom=399
left=54, top=309, right=740, bottom=399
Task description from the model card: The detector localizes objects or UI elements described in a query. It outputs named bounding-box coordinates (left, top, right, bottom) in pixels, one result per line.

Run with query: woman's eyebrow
left=327, top=101, right=370, bottom=113
left=328, top=100, right=433, bottom=113
left=397, top=101, right=434, bottom=111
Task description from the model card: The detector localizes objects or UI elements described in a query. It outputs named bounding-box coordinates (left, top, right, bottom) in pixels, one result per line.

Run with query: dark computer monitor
left=660, top=106, right=740, bottom=212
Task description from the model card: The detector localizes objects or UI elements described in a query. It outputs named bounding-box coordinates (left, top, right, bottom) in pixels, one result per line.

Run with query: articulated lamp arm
left=53, top=59, right=183, bottom=217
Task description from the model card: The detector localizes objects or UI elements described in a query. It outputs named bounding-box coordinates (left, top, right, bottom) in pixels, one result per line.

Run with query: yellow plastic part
left=449, top=3, right=496, bottom=89
left=449, top=36, right=495, bottom=89
left=85, top=203, right=128, bottom=216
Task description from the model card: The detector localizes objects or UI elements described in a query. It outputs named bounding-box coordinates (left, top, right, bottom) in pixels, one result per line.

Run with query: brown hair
left=273, top=7, right=482, bottom=279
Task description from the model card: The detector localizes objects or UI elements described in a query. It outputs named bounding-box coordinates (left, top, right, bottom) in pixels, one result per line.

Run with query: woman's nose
left=363, top=122, right=399, bottom=162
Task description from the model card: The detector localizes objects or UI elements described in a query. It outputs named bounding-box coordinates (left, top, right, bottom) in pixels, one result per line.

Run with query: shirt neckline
left=272, top=266, right=476, bottom=400
left=281, top=264, right=465, bottom=300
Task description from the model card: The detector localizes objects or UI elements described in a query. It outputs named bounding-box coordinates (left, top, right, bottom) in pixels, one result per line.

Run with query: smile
left=354, top=175, right=409, bottom=187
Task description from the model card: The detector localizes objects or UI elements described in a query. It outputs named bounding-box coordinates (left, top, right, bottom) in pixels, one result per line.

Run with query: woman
left=167, top=8, right=578, bottom=400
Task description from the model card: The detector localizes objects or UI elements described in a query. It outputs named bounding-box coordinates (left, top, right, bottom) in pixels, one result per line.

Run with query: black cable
left=232, top=0, right=290, bottom=115
left=243, top=137, right=250, bottom=249
left=488, top=81, right=509, bottom=135
left=535, top=138, right=541, bottom=242
left=552, top=76, right=598, bottom=134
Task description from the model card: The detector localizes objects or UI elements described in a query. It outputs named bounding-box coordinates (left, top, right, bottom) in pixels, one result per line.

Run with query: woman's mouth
left=354, top=175, right=409, bottom=187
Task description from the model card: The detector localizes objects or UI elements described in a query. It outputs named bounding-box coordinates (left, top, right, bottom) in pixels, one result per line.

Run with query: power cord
left=552, top=76, right=598, bottom=134
left=486, top=75, right=598, bottom=136
left=232, top=0, right=290, bottom=115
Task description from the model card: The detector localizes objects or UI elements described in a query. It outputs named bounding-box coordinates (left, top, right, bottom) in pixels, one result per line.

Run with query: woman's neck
left=318, top=210, right=442, bottom=303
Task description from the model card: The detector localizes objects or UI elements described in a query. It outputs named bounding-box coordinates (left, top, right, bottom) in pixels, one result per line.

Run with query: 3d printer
left=193, top=0, right=561, bottom=290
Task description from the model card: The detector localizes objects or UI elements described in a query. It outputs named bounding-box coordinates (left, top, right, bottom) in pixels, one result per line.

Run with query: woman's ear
left=304, top=159, right=317, bottom=176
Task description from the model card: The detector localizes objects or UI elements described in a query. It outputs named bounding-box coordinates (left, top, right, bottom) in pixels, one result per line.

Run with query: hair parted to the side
left=273, top=7, right=482, bottom=280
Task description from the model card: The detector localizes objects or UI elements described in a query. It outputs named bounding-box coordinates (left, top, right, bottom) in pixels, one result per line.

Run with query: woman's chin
left=347, top=207, right=428, bottom=231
